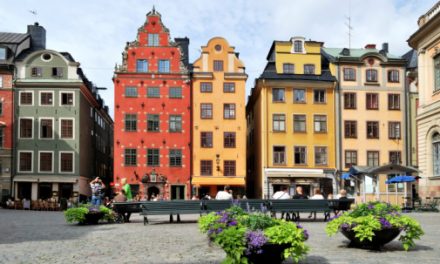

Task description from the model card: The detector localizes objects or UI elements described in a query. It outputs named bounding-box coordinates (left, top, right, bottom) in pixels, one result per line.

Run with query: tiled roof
left=0, top=32, right=29, bottom=44
left=402, top=49, right=417, bottom=69
left=259, top=62, right=336, bottom=82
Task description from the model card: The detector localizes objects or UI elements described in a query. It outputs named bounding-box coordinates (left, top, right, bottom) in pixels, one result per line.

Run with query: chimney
left=381, top=43, right=389, bottom=53
left=175, top=37, right=189, bottom=68
left=27, top=22, right=46, bottom=50
left=365, top=44, right=376, bottom=49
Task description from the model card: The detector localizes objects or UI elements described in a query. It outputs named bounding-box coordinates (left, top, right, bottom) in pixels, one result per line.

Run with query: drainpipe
left=336, top=62, right=342, bottom=193
left=404, top=70, right=410, bottom=166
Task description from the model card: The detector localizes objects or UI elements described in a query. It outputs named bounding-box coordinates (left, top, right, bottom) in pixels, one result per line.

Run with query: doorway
left=17, top=182, right=32, bottom=199
left=171, top=185, right=185, bottom=200
left=147, top=186, right=160, bottom=200
left=59, top=183, right=73, bottom=199
left=38, top=183, right=52, bottom=199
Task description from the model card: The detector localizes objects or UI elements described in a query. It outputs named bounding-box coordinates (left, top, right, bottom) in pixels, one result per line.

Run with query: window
left=20, top=92, right=33, bottom=105
left=40, top=92, right=53, bottom=105
left=344, top=93, right=356, bottom=109
left=389, top=151, right=402, bottom=164
left=20, top=118, right=33, bottom=138
left=224, top=132, right=236, bottom=148
left=201, top=132, right=213, bottom=148
left=294, top=115, right=306, bottom=132
left=40, top=119, right=53, bottom=139
left=61, top=92, right=73, bottom=106
left=366, top=93, right=379, bottom=109
left=0, top=76, right=2, bottom=88
left=60, top=119, right=73, bottom=138
left=283, top=63, right=294, bottom=74
left=389, top=122, right=401, bottom=139
left=435, top=55, right=440, bottom=92
left=201, top=160, right=213, bottom=176
left=200, top=82, right=213, bottom=93
left=313, top=89, right=325, bottom=103
left=345, top=150, right=357, bottom=167
left=433, top=133, right=440, bottom=176
left=293, top=40, right=303, bottom=53
left=201, top=103, right=213, bottom=119
left=124, top=114, right=137, bottom=132
left=148, top=34, right=159, bottom=46
left=60, top=152, right=73, bottom=172
left=169, top=87, right=182, bottom=98
left=31, top=67, right=42, bottom=77
left=293, top=89, right=306, bottom=103
left=367, top=121, right=379, bottom=139
left=213, top=60, right=223, bottom=71
left=0, top=127, right=4, bottom=148
left=124, top=149, right=137, bottom=166
left=294, top=146, right=307, bottom=165
left=39, top=152, right=52, bottom=172
left=273, top=146, right=286, bottom=165
left=223, top=83, right=235, bottom=93
left=52, top=67, right=63, bottom=77
left=388, top=94, right=400, bottom=110
left=224, top=160, right=236, bottom=176
left=304, top=64, right=315, bottom=74
left=223, top=104, right=236, bottom=119
left=0, top=47, right=6, bottom=60
left=169, top=149, right=182, bottom=167
left=315, top=147, right=328, bottom=165
left=158, top=60, right=170, bottom=73
left=169, top=115, right=182, bottom=132
left=147, top=114, right=160, bottom=132
left=19, top=152, right=32, bottom=172
left=367, top=151, right=380, bottom=166
left=273, top=114, right=285, bottom=132
left=343, top=68, right=356, bottom=81
left=136, top=59, right=148, bottom=72
left=125, top=87, right=137, bottom=97
left=147, top=149, right=160, bottom=166
left=147, top=87, right=160, bottom=98
left=272, top=88, right=285, bottom=102
left=314, top=115, right=327, bottom=133
left=344, top=120, right=357, bottom=138
left=366, top=69, right=378, bottom=82
left=388, top=70, right=399, bottom=83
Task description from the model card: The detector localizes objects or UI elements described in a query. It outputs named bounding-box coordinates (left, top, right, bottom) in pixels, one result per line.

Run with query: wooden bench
left=328, top=199, right=355, bottom=215
left=202, top=200, right=234, bottom=213
left=268, top=199, right=333, bottom=221
left=140, top=200, right=204, bottom=225
left=235, top=199, right=270, bottom=213
left=112, top=202, right=143, bottom=222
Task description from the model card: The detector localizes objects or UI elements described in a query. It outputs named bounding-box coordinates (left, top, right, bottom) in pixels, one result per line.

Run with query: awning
left=385, top=176, right=416, bottom=184
left=264, top=168, right=330, bottom=178
left=13, top=175, right=79, bottom=183
left=349, top=164, right=420, bottom=175
left=191, top=176, right=245, bottom=186
left=342, top=173, right=351, bottom=180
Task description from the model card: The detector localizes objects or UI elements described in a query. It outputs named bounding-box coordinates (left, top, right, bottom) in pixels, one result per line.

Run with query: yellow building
left=323, top=44, right=413, bottom=205
left=247, top=37, right=337, bottom=198
left=191, top=37, right=247, bottom=198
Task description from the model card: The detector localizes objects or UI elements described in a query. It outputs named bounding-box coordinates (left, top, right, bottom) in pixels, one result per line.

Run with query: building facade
left=323, top=44, right=408, bottom=204
left=113, top=8, right=191, bottom=200
left=408, top=2, right=440, bottom=198
left=191, top=37, right=247, bottom=198
left=247, top=37, right=337, bottom=199
left=13, top=23, right=113, bottom=201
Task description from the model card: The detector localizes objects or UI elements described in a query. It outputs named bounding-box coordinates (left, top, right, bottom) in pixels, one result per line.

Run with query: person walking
left=90, top=177, right=105, bottom=206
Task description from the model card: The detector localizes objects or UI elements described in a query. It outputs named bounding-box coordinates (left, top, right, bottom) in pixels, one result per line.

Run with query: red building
left=113, top=8, right=191, bottom=200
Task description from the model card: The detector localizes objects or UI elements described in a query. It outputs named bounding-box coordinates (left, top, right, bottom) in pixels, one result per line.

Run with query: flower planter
left=341, top=228, right=401, bottom=250
left=81, top=212, right=105, bottom=225
left=247, top=243, right=290, bottom=264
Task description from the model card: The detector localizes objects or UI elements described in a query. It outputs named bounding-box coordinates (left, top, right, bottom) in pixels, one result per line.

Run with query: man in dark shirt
left=292, top=186, right=308, bottom=199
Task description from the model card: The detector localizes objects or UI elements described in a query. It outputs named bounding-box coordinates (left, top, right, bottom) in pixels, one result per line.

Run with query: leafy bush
left=199, top=206, right=309, bottom=263
left=326, top=201, right=424, bottom=250
left=64, top=204, right=115, bottom=224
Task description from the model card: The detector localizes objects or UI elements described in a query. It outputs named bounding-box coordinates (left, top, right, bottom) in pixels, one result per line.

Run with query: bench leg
left=144, top=216, right=148, bottom=225
left=177, top=214, right=181, bottom=223
left=170, top=214, right=174, bottom=223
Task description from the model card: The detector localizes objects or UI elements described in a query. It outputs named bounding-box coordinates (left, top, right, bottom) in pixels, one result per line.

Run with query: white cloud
left=1, top=0, right=437, bottom=118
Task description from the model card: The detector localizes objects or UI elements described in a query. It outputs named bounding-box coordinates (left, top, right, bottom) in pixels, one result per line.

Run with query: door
left=171, top=185, right=185, bottom=200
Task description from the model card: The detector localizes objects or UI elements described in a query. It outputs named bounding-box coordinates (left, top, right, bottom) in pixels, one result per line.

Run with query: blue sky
left=1, top=0, right=437, bottom=118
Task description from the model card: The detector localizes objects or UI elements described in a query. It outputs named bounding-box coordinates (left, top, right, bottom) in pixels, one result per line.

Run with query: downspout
left=404, top=70, right=410, bottom=166
left=336, top=62, right=342, bottom=193
left=10, top=64, right=17, bottom=198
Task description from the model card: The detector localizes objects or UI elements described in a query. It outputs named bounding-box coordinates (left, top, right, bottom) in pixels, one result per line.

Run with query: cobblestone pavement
left=0, top=209, right=439, bottom=263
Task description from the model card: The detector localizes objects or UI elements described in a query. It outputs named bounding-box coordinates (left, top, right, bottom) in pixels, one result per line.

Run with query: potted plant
left=326, top=201, right=424, bottom=250
left=199, top=206, right=309, bottom=264
left=64, top=204, right=114, bottom=225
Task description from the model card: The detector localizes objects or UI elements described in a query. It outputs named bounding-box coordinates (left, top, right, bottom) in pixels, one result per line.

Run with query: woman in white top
left=309, top=189, right=324, bottom=218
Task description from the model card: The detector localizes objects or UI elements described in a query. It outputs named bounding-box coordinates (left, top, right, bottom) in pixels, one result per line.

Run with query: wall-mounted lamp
left=162, top=140, right=166, bottom=145
left=116, top=104, right=120, bottom=109
left=141, top=102, right=145, bottom=108
left=141, top=139, right=144, bottom=145
left=116, top=140, right=120, bottom=145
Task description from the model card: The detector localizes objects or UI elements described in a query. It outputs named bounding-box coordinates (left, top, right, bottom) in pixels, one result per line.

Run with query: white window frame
left=18, top=150, right=33, bottom=173
left=18, top=117, right=34, bottom=139
left=38, top=151, right=54, bottom=173
left=59, top=118, right=75, bottom=139
left=59, top=151, right=75, bottom=174
left=18, top=90, right=34, bottom=106
left=314, top=146, right=328, bottom=166
left=294, top=146, right=307, bottom=165
left=59, top=91, right=75, bottom=106
left=39, top=117, right=54, bottom=140
left=39, top=90, right=54, bottom=106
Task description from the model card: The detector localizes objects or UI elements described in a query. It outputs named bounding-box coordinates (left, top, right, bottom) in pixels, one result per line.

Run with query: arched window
left=433, top=133, right=440, bottom=176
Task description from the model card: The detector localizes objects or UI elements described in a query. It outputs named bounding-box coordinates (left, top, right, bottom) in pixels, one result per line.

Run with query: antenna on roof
left=344, top=0, right=353, bottom=49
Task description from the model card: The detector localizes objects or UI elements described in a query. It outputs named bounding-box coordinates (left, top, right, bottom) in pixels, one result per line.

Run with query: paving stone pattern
left=0, top=210, right=439, bottom=263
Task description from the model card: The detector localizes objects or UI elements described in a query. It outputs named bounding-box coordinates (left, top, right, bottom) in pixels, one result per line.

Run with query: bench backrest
left=141, top=200, right=203, bottom=213
left=203, top=200, right=234, bottom=212
left=328, top=199, right=355, bottom=211
left=112, top=202, right=143, bottom=213
left=269, top=199, right=331, bottom=212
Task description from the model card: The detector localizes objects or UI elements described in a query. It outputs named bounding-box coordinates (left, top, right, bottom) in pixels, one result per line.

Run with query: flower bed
left=64, top=204, right=114, bottom=225
left=326, top=202, right=424, bottom=250
left=199, top=206, right=309, bottom=264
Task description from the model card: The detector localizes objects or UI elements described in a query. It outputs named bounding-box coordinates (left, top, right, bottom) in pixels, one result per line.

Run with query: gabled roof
left=259, top=62, right=336, bottom=82
left=0, top=32, right=29, bottom=44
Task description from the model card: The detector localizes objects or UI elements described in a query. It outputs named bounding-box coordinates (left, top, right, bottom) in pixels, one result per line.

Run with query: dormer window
left=283, top=63, right=294, bottom=74
left=148, top=34, right=159, bottom=46
left=0, top=48, right=6, bottom=60
left=52, top=67, right=63, bottom=77
left=31, top=67, right=42, bottom=77
left=294, top=40, right=303, bottom=53
left=304, top=64, right=315, bottom=74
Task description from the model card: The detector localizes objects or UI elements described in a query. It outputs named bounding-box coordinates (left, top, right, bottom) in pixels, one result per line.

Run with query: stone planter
left=246, top=243, right=290, bottom=264
left=341, top=228, right=401, bottom=250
